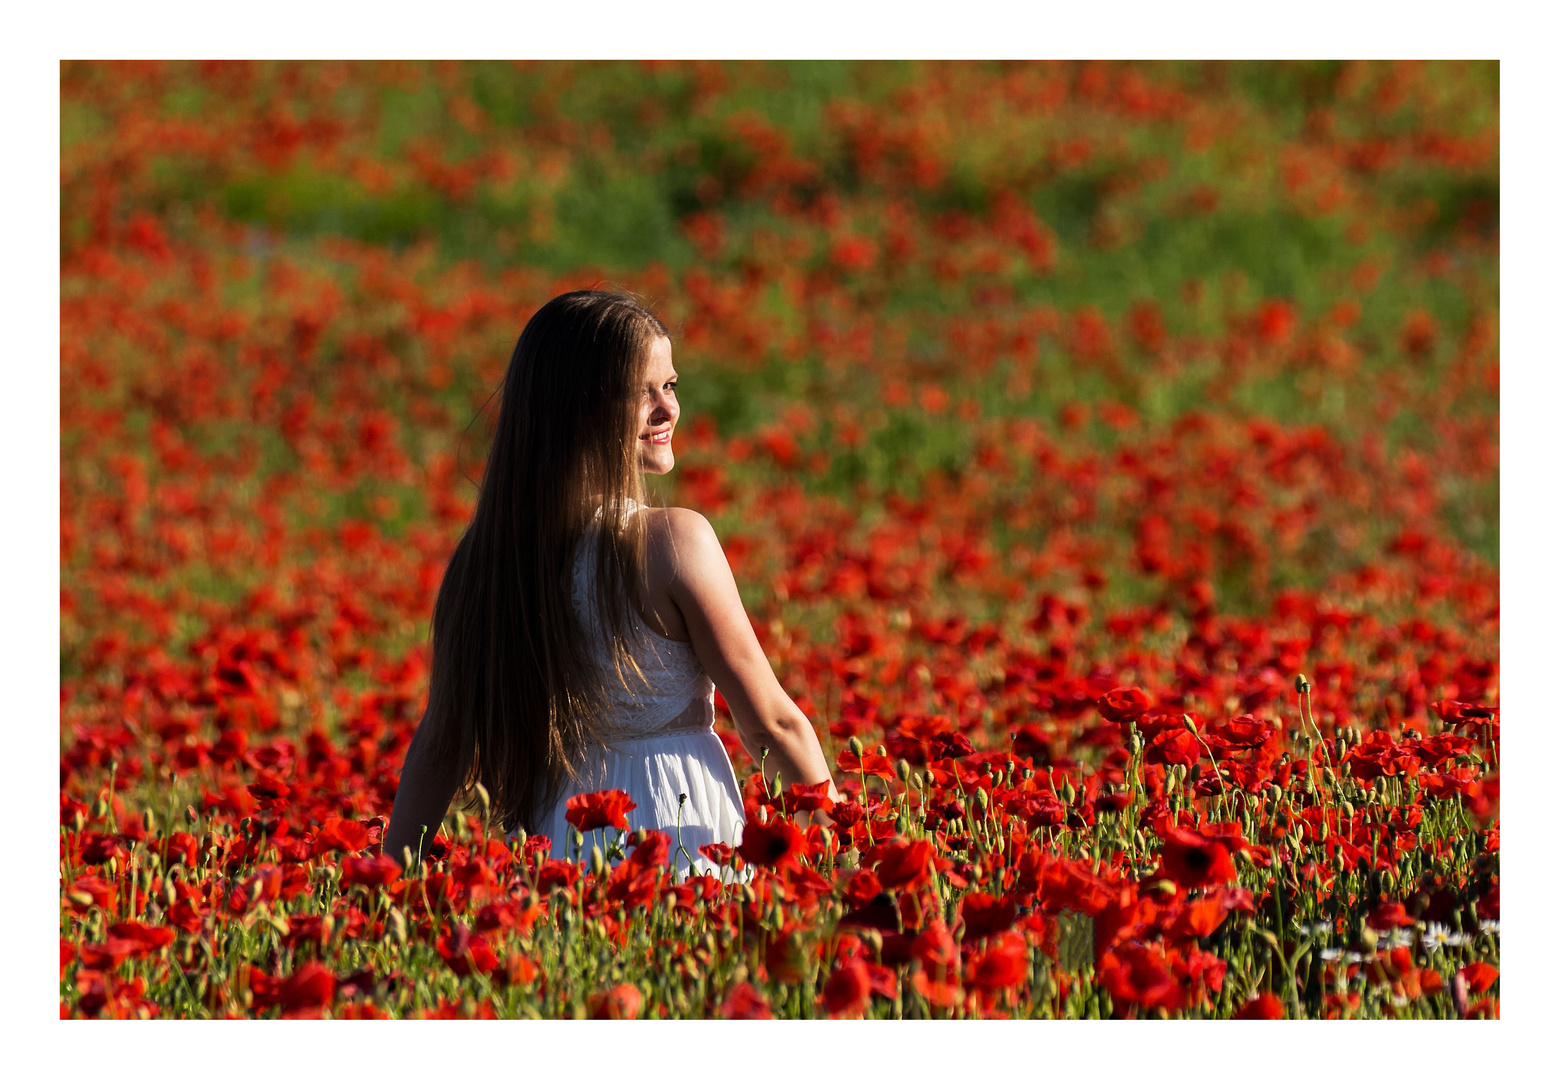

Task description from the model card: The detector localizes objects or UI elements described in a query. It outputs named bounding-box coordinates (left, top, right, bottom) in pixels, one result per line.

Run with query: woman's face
left=636, top=335, right=679, bottom=475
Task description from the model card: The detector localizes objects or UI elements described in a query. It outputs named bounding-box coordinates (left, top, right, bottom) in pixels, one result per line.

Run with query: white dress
left=528, top=507, right=746, bottom=877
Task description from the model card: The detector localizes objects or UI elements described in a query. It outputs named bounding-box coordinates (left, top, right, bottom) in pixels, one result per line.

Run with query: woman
left=384, top=290, right=837, bottom=876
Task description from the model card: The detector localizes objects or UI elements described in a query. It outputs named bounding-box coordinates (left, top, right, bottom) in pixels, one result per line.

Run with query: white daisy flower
left=1479, top=919, right=1500, bottom=936
left=1421, top=924, right=1467, bottom=951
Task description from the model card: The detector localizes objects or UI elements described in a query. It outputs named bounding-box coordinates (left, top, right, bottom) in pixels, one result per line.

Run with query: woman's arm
left=383, top=714, right=462, bottom=869
left=651, top=508, right=839, bottom=806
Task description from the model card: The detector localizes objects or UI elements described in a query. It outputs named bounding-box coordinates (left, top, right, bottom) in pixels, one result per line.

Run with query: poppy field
left=60, top=60, right=1499, bottom=1019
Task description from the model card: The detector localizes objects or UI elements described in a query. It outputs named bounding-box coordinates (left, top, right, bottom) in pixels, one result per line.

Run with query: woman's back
left=529, top=503, right=746, bottom=874
left=570, top=504, right=714, bottom=740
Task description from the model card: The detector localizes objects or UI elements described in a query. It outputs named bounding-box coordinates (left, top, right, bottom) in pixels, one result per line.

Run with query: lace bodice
left=572, top=512, right=715, bottom=740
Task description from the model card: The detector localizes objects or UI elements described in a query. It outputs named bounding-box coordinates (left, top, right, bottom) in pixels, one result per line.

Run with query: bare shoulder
left=639, top=506, right=727, bottom=576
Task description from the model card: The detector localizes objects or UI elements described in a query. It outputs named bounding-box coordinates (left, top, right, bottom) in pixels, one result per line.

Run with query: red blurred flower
left=340, top=853, right=402, bottom=888
left=736, top=816, right=805, bottom=868
left=784, top=780, right=836, bottom=814
left=1098, top=941, right=1185, bottom=1012
left=1366, top=900, right=1416, bottom=930
left=1233, top=991, right=1286, bottom=1019
left=589, top=982, right=643, bottom=1019
left=1098, top=686, right=1153, bottom=724
left=964, top=932, right=1029, bottom=994
left=720, top=982, right=773, bottom=1019
left=836, top=749, right=897, bottom=780
left=315, top=816, right=371, bottom=854
left=959, top=892, right=1017, bottom=939
left=822, top=958, right=873, bottom=1017
left=564, top=789, right=637, bottom=832
left=1157, top=827, right=1238, bottom=891
left=868, top=839, right=934, bottom=891
left=1460, top=961, right=1498, bottom=994
left=279, top=961, right=337, bottom=1016
left=436, top=923, right=499, bottom=979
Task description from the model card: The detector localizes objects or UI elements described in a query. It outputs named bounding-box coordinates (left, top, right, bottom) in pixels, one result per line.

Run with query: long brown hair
left=422, top=290, right=670, bottom=833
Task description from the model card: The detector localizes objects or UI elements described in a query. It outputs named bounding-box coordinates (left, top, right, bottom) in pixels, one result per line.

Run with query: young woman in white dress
left=384, top=291, right=838, bottom=876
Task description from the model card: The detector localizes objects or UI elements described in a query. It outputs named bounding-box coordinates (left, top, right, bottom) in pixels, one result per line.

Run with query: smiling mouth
left=640, top=430, right=672, bottom=445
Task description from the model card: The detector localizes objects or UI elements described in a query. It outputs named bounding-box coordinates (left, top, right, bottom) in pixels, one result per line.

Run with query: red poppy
left=314, top=816, right=371, bottom=854
left=106, top=921, right=176, bottom=956
left=77, top=938, right=137, bottom=971
left=79, top=833, right=128, bottom=866
left=869, top=839, right=934, bottom=891
left=1145, top=728, right=1202, bottom=767
left=964, top=932, right=1029, bottom=995
left=1460, top=961, right=1498, bottom=994
left=1006, top=791, right=1067, bottom=829
left=618, top=830, right=666, bottom=868
left=1233, top=991, right=1285, bottom=1019
left=340, top=853, right=402, bottom=888
left=564, top=789, right=637, bottom=832
left=65, top=875, right=116, bottom=912
left=436, top=923, right=499, bottom=978
left=1366, top=900, right=1416, bottom=930
left=1098, top=686, right=1153, bottom=724
left=279, top=961, right=337, bottom=1015
left=836, top=749, right=897, bottom=780
left=959, top=892, right=1017, bottom=939
left=720, top=982, right=773, bottom=1019
left=1157, top=827, right=1238, bottom=891
left=736, top=816, right=805, bottom=868
left=911, top=921, right=959, bottom=979
left=784, top=780, right=836, bottom=813
left=822, top=958, right=873, bottom=1017
left=927, top=732, right=974, bottom=760
left=1098, top=941, right=1185, bottom=1012
left=589, top=982, right=643, bottom=1019
left=843, top=867, right=882, bottom=905
left=698, top=842, right=734, bottom=866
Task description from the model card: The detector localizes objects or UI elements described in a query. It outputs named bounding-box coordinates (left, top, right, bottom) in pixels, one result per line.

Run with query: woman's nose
left=650, top=392, right=677, bottom=424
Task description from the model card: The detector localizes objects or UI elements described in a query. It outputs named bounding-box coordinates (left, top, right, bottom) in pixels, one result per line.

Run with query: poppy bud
left=389, top=907, right=407, bottom=947
left=877, top=744, right=889, bottom=758
left=1360, top=925, right=1378, bottom=951
left=590, top=845, right=605, bottom=877
left=1151, top=878, right=1177, bottom=897
left=911, top=772, right=924, bottom=791
left=1062, top=781, right=1076, bottom=805
left=848, top=737, right=864, bottom=757
left=818, top=826, right=834, bottom=852
left=474, top=782, right=491, bottom=817
left=185, top=806, right=199, bottom=825
left=633, top=827, right=649, bottom=845
left=401, top=845, right=416, bottom=872
left=514, top=828, right=528, bottom=849
left=897, top=759, right=911, bottom=784
left=92, top=796, right=108, bottom=819
left=1295, top=674, right=1311, bottom=694
left=976, top=787, right=989, bottom=811
left=73, top=810, right=85, bottom=833
left=1182, top=714, right=1198, bottom=734
left=142, top=809, right=156, bottom=835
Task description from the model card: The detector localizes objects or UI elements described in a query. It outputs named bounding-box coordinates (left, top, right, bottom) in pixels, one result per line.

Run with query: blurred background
left=60, top=61, right=1498, bottom=797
